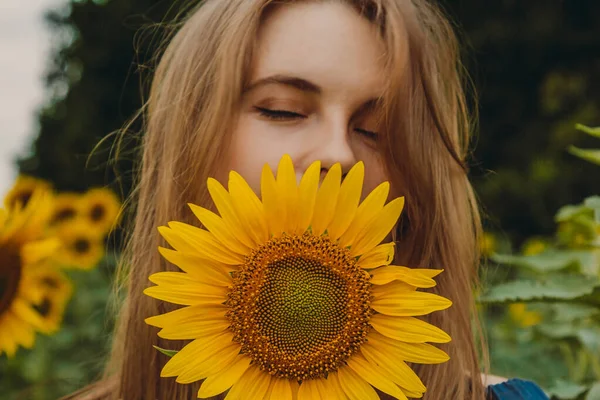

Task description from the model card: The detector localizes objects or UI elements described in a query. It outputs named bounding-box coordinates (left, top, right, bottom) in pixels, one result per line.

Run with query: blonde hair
left=65, top=0, right=487, bottom=399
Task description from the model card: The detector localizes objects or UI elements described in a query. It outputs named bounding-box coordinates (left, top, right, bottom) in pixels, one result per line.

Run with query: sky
left=0, top=0, right=62, bottom=196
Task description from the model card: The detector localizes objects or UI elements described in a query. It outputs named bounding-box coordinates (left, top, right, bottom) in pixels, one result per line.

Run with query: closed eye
left=355, top=128, right=378, bottom=140
left=254, top=107, right=306, bottom=120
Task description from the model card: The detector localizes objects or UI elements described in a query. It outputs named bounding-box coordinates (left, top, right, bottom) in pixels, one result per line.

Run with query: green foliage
left=569, top=124, right=600, bottom=166
left=482, top=126, right=600, bottom=399
left=0, top=257, right=117, bottom=400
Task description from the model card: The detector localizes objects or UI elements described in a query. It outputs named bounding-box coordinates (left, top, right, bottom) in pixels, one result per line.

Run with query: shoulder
left=485, top=377, right=549, bottom=400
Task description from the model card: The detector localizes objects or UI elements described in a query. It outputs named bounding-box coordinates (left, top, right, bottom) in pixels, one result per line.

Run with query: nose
left=312, top=121, right=357, bottom=178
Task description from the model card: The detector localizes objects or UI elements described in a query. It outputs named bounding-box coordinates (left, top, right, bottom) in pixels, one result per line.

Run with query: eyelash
left=254, top=107, right=378, bottom=140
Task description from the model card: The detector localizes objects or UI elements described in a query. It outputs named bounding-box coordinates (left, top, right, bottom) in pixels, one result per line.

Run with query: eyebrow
left=244, top=74, right=322, bottom=94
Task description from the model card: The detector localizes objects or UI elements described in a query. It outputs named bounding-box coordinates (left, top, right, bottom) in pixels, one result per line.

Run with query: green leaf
left=153, top=345, right=179, bottom=358
left=585, top=382, right=600, bottom=400
left=479, top=274, right=600, bottom=303
left=576, top=124, right=600, bottom=139
left=537, top=323, right=579, bottom=339
left=555, top=203, right=594, bottom=222
left=551, top=303, right=600, bottom=322
left=568, top=146, right=600, bottom=166
left=547, top=379, right=587, bottom=400
left=491, top=250, right=596, bottom=273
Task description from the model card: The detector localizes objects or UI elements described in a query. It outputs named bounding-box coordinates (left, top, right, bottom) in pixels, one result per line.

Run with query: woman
left=67, top=0, right=548, bottom=399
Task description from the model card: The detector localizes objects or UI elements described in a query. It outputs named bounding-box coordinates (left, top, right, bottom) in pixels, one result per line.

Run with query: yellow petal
left=276, top=154, right=299, bottom=233
left=367, top=331, right=450, bottom=364
left=371, top=289, right=452, bottom=317
left=161, top=331, right=234, bottom=377
left=269, top=378, right=294, bottom=400
left=346, top=354, right=408, bottom=400
left=370, top=266, right=436, bottom=288
left=327, top=162, right=364, bottom=241
left=357, top=243, right=395, bottom=270
left=158, top=247, right=232, bottom=286
left=225, top=365, right=272, bottom=400
left=350, top=197, right=404, bottom=257
left=360, top=343, right=426, bottom=393
left=157, top=313, right=229, bottom=340
left=261, top=164, right=284, bottom=237
left=176, top=342, right=240, bottom=384
left=339, top=181, right=389, bottom=248
left=189, top=204, right=250, bottom=256
left=21, top=238, right=61, bottom=264
left=144, top=273, right=227, bottom=306
left=228, top=171, right=269, bottom=244
left=162, top=223, right=243, bottom=265
left=207, top=178, right=255, bottom=248
left=370, top=314, right=451, bottom=343
left=311, top=163, right=342, bottom=236
left=337, top=366, right=379, bottom=400
left=298, top=379, right=321, bottom=400
left=145, top=303, right=226, bottom=328
left=296, top=161, right=321, bottom=234
left=198, top=355, right=252, bottom=398
left=415, top=269, right=444, bottom=279
left=321, top=372, right=348, bottom=400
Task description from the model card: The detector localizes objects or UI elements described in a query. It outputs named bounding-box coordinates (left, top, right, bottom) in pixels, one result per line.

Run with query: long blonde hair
left=66, top=0, right=486, bottom=399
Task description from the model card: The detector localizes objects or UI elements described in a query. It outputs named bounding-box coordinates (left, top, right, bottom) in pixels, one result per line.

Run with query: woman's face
left=228, top=1, right=403, bottom=197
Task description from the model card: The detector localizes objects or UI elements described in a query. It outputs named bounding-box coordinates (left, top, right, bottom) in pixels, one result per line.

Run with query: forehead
left=251, top=2, right=388, bottom=99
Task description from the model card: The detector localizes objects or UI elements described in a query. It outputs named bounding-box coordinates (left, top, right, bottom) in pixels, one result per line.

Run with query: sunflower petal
left=197, top=355, right=252, bottom=398
left=370, top=266, right=436, bottom=288
left=225, top=365, right=271, bottom=400
left=327, top=162, right=364, bottom=241
left=297, top=161, right=321, bottom=234
left=357, top=243, right=395, bottom=270
left=298, top=379, right=321, bottom=400
left=207, top=178, right=255, bottom=248
left=261, top=164, right=285, bottom=237
left=339, top=181, right=389, bottom=248
left=161, top=331, right=234, bottom=377
left=370, top=314, right=451, bottom=343
left=158, top=247, right=232, bottom=286
left=371, top=289, right=452, bottom=317
left=322, top=372, right=349, bottom=400
left=157, top=313, right=229, bottom=340
left=347, top=354, right=408, bottom=400
left=349, top=197, right=404, bottom=257
left=367, top=331, right=450, bottom=364
left=21, top=238, right=61, bottom=264
left=228, top=171, right=269, bottom=244
left=360, top=343, right=426, bottom=393
left=311, top=163, right=342, bottom=236
left=415, top=269, right=444, bottom=278
left=276, top=154, right=299, bottom=233
left=162, top=222, right=244, bottom=265
left=337, top=365, right=379, bottom=400
left=176, top=342, right=240, bottom=384
left=189, top=204, right=250, bottom=256
left=269, top=378, right=294, bottom=400
left=145, top=303, right=226, bottom=328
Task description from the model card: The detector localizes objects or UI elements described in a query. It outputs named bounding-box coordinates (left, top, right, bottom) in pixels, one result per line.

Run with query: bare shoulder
left=481, top=373, right=509, bottom=386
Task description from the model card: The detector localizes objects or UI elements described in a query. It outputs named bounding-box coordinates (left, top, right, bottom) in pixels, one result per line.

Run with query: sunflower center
left=90, top=204, right=106, bottom=222
left=0, top=243, right=22, bottom=316
left=74, top=238, right=90, bottom=254
left=52, top=207, right=76, bottom=224
left=227, top=234, right=372, bottom=381
left=14, top=191, right=33, bottom=209
left=33, top=297, right=52, bottom=317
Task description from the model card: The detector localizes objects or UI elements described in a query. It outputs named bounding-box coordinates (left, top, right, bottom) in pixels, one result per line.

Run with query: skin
left=228, top=1, right=398, bottom=197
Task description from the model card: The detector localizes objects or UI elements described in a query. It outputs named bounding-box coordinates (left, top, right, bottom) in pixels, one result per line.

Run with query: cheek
left=226, top=115, right=293, bottom=194
left=358, top=154, right=390, bottom=200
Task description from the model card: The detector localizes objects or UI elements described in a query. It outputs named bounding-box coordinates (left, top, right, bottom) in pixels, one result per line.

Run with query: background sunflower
left=3, top=176, right=52, bottom=211
left=0, top=192, right=66, bottom=357
left=78, top=188, right=121, bottom=236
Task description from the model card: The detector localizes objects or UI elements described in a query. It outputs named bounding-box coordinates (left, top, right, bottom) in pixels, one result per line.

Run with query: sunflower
left=49, top=192, right=82, bottom=227
left=79, top=188, right=122, bottom=235
left=0, top=191, right=67, bottom=357
left=4, top=175, right=52, bottom=210
left=145, top=155, right=452, bottom=400
left=53, top=221, right=104, bottom=270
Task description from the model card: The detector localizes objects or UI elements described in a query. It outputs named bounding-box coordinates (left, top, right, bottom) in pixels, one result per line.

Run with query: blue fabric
left=487, top=378, right=549, bottom=400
